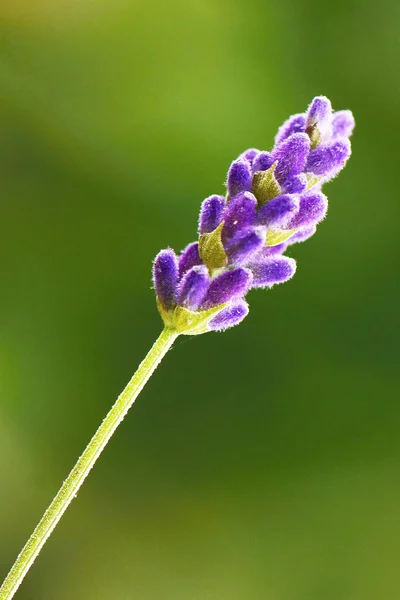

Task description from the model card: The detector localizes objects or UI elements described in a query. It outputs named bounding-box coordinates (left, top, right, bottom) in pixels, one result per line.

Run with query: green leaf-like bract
left=198, top=221, right=228, bottom=270
left=266, top=228, right=299, bottom=246
left=252, top=161, right=281, bottom=205
left=157, top=300, right=228, bottom=335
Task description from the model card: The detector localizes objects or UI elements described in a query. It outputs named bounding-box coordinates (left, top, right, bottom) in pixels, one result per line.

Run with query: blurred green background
left=1, top=0, right=400, bottom=598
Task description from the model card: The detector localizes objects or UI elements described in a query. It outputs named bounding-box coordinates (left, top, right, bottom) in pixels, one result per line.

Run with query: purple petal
left=306, top=139, right=351, bottom=179
left=286, top=225, right=317, bottom=245
left=226, top=159, right=252, bottom=198
left=208, top=300, right=249, bottom=331
left=249, top=256, right=297, bottom=288
left=222, top=192, right=257, bottom=243
left=332, top=110, right=355, bottom=139
left=153, top=249, right=178, bottom=309
left=225, top=227, right=266, bottom=265
left=252, top=151, right=274, bottom=174
left=306, top=96, right=333, bottom=144
left=306, top=96, right=332, bottom=125
left=177, top=265, right=209, bottom=311
left=274, top=114, right=306, bottom=146
left=272, top=133, right=310, bottom=182
left=202, top=268, right=252, bottom=309
left=198, top=195, right=225, bottom=235
left=256, top=195, right=299, bottom=228
left=178, top=242, right=202, bottom=279
left=287, top=192, right=328, bottom=229
left=282, top=173, right=307, bottom=194
left=240, top=148, right=260, bottom=163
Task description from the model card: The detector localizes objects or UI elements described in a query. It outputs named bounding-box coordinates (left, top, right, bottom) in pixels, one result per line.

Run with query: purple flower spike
left=198, top=195, right=225, bottom=235
left=177, top=265, right=209, bottom=311
left=272, top=133, right=310, bottom=183
left=287, top=192, right=328, bottom=229
left=225, top=227, right=266, bottom=265
left=250, top=256, right=297, bottom=288
left=226, top=159, right=252, bottom=198
left=153, top=95, right=353, bottom=335
left=252, top=151, right=274, bottom=174
left=332, top=110, right=355, bottom=139
left=222, top=192, right=257, bottom=242
left=274, top=114, right=306, bottom=146
left=256, top=194, right=299, bottom=228
left=178, top=242, right=202, bottom=279
left=286, top=224, right=317, bottom=245
left=202, top=268, right=252, bottom=309
left=306, top=139, right=351, bottom=179
left=208, top=299, right=249, bottom=331
left=153, top=248, right=179, bottom=310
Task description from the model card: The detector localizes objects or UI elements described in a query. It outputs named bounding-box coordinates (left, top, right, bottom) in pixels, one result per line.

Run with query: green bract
left=198, top=221, right=228, bottom=270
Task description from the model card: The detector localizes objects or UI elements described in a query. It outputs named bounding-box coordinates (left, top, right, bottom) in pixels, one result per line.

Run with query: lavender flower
left=153, top=96, right=354, bottom=335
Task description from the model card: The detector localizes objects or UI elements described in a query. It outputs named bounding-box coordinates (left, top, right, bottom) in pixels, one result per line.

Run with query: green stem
left=0, top=327, right=178, bottom=600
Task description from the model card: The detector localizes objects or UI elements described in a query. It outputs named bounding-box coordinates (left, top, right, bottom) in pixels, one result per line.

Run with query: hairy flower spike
left=153, top=96, right=354, bottom=334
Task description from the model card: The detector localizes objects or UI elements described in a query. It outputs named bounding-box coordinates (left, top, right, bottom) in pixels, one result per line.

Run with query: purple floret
left=198, top=195, right=225, bottom=235
left=282, top=174, right=307, bottom=194
left=272, top=133, right=310, bottom=183
left=249, top=256, right=297, bottom=288
left=177, top=265, right=209, bottom=311
left=153, top=249, right=178, bottom=310
left=287, top=192, right=328, bottom=229
left=306, top=139, right=351, bottom=179
left=202, top=268, right=252, bottom=309
left=222, top=192, right=258, bottom=243
left=225, top=227, right=266, bottom=265
left=240, top=148, right=260, bottom=163
left=306, top=96, right=332, bottom=126
left=208, top=300, right=249, bottom=331
left=274, top=114, right=306, bottom=146
left=332, top=110, right=355, bottom=139
left=256, top=195, right=299, bottom=228
left=178, top=242, right=202, bottom=279
left=226, top=159, right=252, bottom=198
left=252, top=151, right=275, bottom=174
